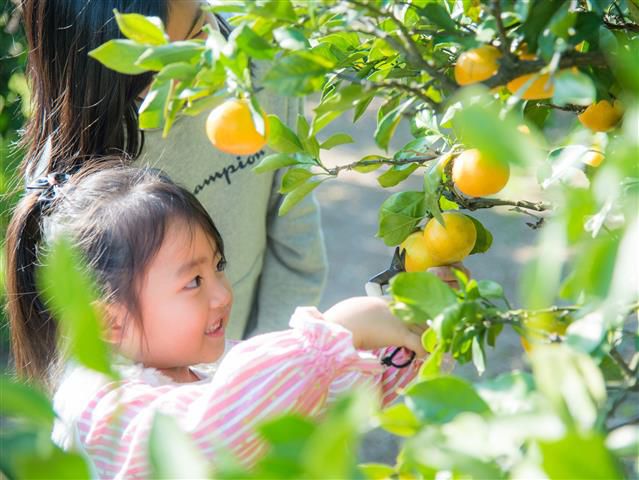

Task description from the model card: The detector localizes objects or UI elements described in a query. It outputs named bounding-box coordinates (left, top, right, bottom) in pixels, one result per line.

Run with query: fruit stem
left=322, top=154, right=440, bottom=176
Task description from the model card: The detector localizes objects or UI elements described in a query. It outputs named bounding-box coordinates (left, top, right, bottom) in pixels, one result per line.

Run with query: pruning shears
left=365, top=247, right=415, bottom=368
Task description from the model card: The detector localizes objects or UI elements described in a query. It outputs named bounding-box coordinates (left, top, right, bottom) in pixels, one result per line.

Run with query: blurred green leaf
left=521, top=0, right=568, bottom=52
left=149, top=413, right=210, bottom=479
left=232, top=24, right=275, bottom=60
left=404, top=376, right=491, bottom=424
left=389, top=272, right=457, bottom=322
left=88, top=40, right=149, bottom=74
left=38, top=238, right=114, bottom=377
left=0, top=376, right=55, bottom=427
left=377, top=403, right=422, bottom=437
left=273, top=26, right=309, bottom=50
left=114, top=11, right=167, bottom=45
left=452, top=88, right=540, bottom=167
left=138, top=80, right=170, bottom=130
left=358, top=463, right=395, bottom=480
left=264, top=54, right=331, bottom=95
left=552, top=70, right=596, bottom=106
left=377, top=191, right=426, bottom=246
left=477, top=280, right=504, bottom=300
left=539, top=432, right=623, bottom=479
left=13, top=445, right=91, bottom=479
left=471, top=336, right=486, bottom=376
left=530, top=345, right=606, bottom=430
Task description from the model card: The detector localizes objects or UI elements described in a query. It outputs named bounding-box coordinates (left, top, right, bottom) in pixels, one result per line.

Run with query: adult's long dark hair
left=19, top=0, right=231, bottom=178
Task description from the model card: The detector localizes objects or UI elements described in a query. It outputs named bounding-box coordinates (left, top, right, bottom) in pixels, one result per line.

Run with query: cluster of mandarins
left=455, top=44, right=624, bottom=168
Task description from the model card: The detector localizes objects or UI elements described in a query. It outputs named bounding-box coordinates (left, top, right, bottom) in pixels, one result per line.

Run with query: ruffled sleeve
left=74, top=307, right=407, bottom=478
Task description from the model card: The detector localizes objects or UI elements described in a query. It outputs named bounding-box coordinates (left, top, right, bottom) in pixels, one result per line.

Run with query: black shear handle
left=381, top=346, right=416, bottom=368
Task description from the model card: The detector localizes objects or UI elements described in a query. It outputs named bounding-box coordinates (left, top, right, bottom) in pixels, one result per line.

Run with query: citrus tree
left=3, top=0, right=639, bottom=478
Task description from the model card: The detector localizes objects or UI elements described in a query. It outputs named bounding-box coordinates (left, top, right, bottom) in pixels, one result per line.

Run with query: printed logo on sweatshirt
left=193, top=150, right=266, bottom=195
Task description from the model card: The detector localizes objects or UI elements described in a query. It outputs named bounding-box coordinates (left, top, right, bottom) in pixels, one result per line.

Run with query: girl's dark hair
left=19, top=0, right=231, bottom=178
left=5, top=160, right=225, bottom=388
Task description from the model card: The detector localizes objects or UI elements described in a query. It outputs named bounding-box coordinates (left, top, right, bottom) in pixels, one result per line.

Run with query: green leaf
left=114, top=11, right=167, bottom=45
left=88, top=39, right=149, bottom=74
left=264, top=54, right=330, bottom=96
left=377, top=163, right=419, bottom=188
left=253, top=153, right=299, bottom=173
left=315, top=84, right=366, bottom=115
left=0, top=376, right=55, bottom=427
left=404, top=376, right=491, bottom=424
left=521, top=0, right=569, bottom=52
left=135, top=42, right=205, bottom=71
left=279, top=180, right=321, bottom=216
left=374, top=99, right=413, bottom=151
left=539, top=432, right=623, bottom=480
left=320, top=133, right=354, bottom=150
left=267, top=114, right=304, bottom=154
left=477, top=279, right=504, bottom=299
left=552, top=69, right=596, bottom=106
left=297, top=115, right=320, bottom=158
left=377, top=191, right=427, bottom=246
left=273, top=26, right=310, bottom=50
left=155, top=62, right=197, bottom=82
left=423, top=155, right=447, bottom=225
left=418, top=3, right=457, bottom=32
left=452, top=87, right=540, bottom=167
left=37, top=238, right=114, bottom=377
left=14, top=446, right=92, bottom=480
left=279, top=168, right=313, bottom=194
left=149, top=413, right=210, bottom=478
left=431, top=303, right=462, bottom=343
left=475, top=371, right=536, bottom=415
left=376, top=403, right=422, bottom=437
left=138, top=80, right=170, bottom=130
left=471, top=336, right=486, bottom=376
left=530, top=345, right=606, bottom=430
left=466, top=215, right=493, bottom=255
left=358, top=463, right=396, bottom=480
left=419, top=343, right=445, bottom=379
left=389, top=272, right=457, bottom=321
left=232, top=24, right=275, bottom=60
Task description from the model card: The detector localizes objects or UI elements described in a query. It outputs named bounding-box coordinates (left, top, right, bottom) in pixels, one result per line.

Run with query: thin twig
left=321, top=154, right=439, bottom=176
left=444, top=188, right=552, bottom=213
left=490, top=0, right=515, bottom=65
left=609, top=349, right=637, bottom=386
left=609, top=414, right=639, bottom=431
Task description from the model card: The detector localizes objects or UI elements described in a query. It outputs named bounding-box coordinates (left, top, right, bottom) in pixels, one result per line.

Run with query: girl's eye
left=186, top=275, right=203, bottom=289
left=216, top=258, right=227, bottom=272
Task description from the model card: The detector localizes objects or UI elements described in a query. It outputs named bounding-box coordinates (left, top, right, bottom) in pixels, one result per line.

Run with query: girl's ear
left=99, top=302, right=129, bottom=345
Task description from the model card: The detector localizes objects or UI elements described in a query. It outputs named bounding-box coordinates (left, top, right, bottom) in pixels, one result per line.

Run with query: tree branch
left=490, top=0, right=516, bottom=65
left=609, top=348, right=637, bottom=386
left=443, top=187, right=552, bottom=213
left=322, top=154, right=439, bottom=176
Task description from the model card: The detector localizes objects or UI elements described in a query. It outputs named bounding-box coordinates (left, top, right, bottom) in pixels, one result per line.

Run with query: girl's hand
left=324, top=296, right=427, bottom=356
left=427, top=262, right=471, bottom=289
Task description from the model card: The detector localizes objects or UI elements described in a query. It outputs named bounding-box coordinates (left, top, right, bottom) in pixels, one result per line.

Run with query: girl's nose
left=208, top=277, right=233, bottom=309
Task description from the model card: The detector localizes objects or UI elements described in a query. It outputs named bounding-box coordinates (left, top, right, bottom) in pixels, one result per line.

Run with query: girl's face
left=113, top=219, right=233, bottom=380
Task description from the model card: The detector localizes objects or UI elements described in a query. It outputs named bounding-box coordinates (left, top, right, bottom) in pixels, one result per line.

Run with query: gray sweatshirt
left=136, top=94, right=327, bottom=339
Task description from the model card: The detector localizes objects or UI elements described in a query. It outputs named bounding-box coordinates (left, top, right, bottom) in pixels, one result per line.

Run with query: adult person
left=19, top=0, right=327, bottom=338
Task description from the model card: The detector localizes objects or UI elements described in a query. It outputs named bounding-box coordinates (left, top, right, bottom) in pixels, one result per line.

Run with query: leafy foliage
left=3, top=0, right=639, bottom=479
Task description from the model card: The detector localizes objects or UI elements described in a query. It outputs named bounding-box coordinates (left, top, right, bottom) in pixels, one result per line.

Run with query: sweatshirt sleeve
left=75, top=308, right=389, bottom=478
left=248, top=97, right=328, bottom=336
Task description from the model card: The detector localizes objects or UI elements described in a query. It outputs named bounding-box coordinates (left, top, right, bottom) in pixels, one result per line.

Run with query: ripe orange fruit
left=205, top=98, right=269, bottom=155
left=454, top=45, right=502, bottom=86
left=507, top=73, right=554, bottom=99
left=578, top=100, right=623, bottom=132
left=520, top=313, right=568, bottom=352
left=400, top=231, right=436, bottom=272
left=580, top=148, right=605, bottom=167
left=422, top=212, right=477, bottom=265
left=452, top=149, right=510, bottom=197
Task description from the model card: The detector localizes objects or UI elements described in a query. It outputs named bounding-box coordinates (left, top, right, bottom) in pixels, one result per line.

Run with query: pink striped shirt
left=52, top=307, right=421, bottom=478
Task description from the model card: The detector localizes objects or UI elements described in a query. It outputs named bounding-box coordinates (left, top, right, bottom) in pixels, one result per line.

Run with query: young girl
left=6, top=162, right=432, bottom=478
left=19, top=0, right=327, bottom=339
